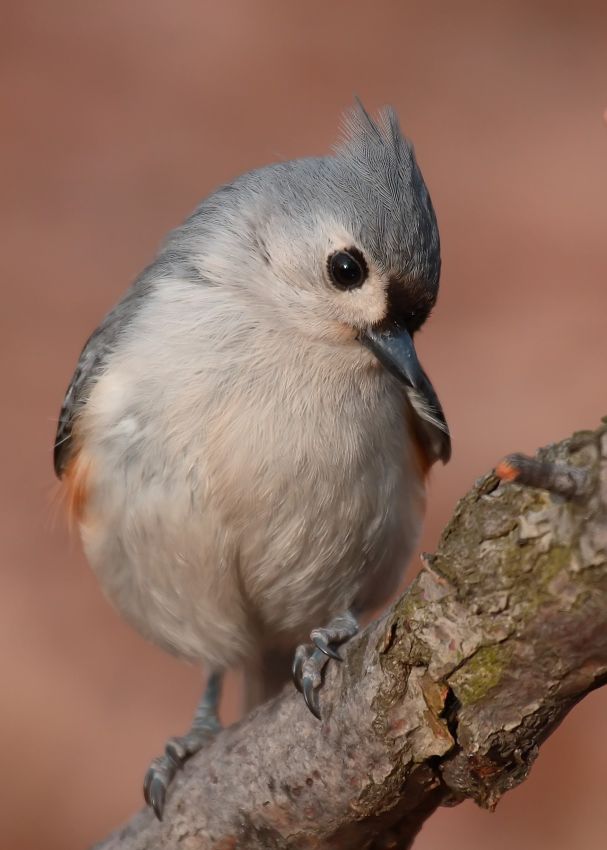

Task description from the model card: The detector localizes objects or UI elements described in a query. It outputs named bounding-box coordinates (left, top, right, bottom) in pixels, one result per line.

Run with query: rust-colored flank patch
left=62, top=450, right=92, bottom=525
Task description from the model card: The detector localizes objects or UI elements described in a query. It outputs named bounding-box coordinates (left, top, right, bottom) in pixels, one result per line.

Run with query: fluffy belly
left=74, top=454, right=251, bottom=668
left=74, top=439, right=423, bottom=668
left=239, top=466, right=423, bottom=644
left=69, top=353, right=425, bottom=668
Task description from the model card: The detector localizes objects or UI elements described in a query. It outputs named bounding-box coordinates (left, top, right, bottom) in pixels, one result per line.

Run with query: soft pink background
left=2, top=2, right=606, bottom=848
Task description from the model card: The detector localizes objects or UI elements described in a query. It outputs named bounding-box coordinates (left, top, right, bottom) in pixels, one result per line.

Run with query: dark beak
left=359, top=323, right=451, bottom=464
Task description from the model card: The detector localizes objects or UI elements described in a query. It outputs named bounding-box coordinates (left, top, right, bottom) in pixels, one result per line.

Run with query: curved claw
left=312, top=634, right=342, bottom=660
left=302, top=676, right=321, bottom=720
left=143, top=754, right=178, bottom=820
left=143, top=768, right=153, bottom=807
left=147, top=775, right=167, bottom=821
left=292, top=663, right=303, bottom=693
left=293, top=612, right=359, bottom=721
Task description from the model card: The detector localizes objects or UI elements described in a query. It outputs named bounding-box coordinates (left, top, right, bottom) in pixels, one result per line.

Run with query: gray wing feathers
left=54, top=320, right=118, bottom=477
left=53, top=267, right=158, bottom=477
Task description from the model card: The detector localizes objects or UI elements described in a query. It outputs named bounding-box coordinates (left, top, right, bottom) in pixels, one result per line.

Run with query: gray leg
left=143, top=671, right=222, bottom=820
left=292, top=610, right=359, bottom=720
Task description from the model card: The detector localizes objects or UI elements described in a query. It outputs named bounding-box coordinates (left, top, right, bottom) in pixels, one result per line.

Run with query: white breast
left=76, top=281, right=424, bottom=666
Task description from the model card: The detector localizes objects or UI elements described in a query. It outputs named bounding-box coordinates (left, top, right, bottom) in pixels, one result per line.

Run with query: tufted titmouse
left=54, top=103, right=450, bottom=818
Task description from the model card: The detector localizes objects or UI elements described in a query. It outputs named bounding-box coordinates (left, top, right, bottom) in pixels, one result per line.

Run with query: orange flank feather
left=405, top=403, right=434, bottom=483
left=62, top=450, right=92, bottom=526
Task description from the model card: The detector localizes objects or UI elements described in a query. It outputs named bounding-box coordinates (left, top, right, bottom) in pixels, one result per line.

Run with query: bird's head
left=184, top=102, right=450, bottom=463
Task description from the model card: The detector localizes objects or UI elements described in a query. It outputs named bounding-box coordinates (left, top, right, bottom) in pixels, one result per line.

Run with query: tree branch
left=94, top=420, right=607, bottom=850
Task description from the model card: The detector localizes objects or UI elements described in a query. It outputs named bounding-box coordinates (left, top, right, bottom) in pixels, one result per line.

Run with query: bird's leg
left=292, top=609, right=359, bottom=719
left=143, top=670, right=222, bottom=820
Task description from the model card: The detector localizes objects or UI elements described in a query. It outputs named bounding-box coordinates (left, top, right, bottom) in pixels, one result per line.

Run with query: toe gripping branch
left=292, top=610, right=359, bottom=720
left=143, top=671, right=222, bottom=820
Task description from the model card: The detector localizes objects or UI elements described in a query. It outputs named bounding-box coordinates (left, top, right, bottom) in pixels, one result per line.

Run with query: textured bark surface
left=94, top=420, right=607, bottom=850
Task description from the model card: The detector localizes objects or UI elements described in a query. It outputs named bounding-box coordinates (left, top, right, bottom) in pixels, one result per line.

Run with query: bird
left=54, top=102, right=450, bottom=820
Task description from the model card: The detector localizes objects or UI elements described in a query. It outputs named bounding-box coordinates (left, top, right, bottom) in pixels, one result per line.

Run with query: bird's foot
left=292, top=609, right=359, bottom=719
left=143, top=726, right=218, bottom=819
left=143, top=671, right=222, bottom=820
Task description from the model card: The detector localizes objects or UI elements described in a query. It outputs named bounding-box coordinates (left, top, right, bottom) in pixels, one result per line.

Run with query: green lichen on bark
left=449, top=644, right=512, bottom=706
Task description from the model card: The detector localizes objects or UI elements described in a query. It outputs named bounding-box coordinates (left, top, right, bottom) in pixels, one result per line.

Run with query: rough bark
left=94, top=420, right=607, bottom=850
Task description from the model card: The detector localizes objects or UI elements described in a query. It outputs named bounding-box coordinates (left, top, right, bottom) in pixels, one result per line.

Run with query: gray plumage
left=55, top=100, right=448, bottom=716
left=55, top=105, right=442, bottom=479
left=55, top=102, right=450, bottom=816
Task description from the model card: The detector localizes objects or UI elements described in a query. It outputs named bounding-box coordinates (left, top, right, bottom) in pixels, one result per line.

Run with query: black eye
left=327, top=248, right=368, bottom=290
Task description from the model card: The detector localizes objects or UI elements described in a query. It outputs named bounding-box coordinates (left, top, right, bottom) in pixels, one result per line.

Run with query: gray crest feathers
left=335, top=102, right=416, bottom=210
left=331, top=101, right=440, bottom=283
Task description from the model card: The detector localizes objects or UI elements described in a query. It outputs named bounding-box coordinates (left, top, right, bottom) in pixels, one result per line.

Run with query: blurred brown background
left=2, top=1, right=606, bottom=848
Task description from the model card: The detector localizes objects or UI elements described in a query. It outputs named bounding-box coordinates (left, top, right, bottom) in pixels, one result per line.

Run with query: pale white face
left=191, top=195, right=433, bottom=364
left=254, top=214, right=393, bottom=346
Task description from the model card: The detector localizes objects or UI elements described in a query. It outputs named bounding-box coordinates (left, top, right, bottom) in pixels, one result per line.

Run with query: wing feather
left=53, top=269, right=158, bottom=477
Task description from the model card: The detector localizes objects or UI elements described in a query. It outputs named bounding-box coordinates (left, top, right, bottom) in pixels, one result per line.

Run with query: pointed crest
left=335, top=100, right=417, bottom=214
